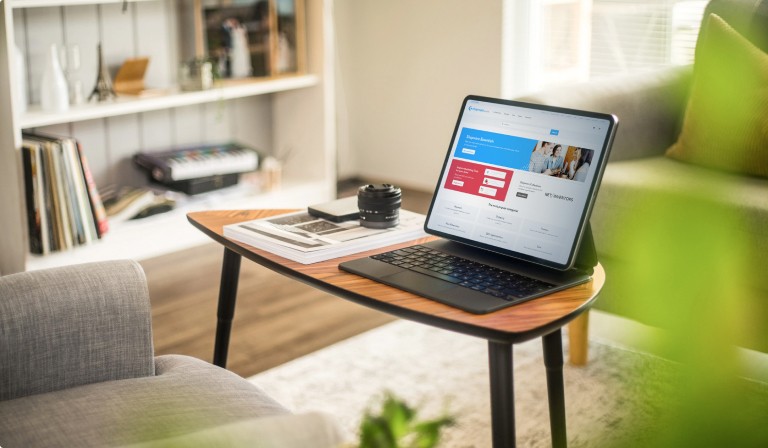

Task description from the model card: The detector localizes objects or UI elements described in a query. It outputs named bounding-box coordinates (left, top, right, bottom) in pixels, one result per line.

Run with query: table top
left=187, top=209, right=604, bottom=344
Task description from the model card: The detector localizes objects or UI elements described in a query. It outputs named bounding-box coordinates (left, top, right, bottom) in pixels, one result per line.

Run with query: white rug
left=248, top=318, right=679, bottom=447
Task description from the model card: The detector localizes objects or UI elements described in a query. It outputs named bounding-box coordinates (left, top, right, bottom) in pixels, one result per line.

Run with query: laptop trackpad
left=382, top=270, right=506, bottom=313
left=383, top=271, right=455, bottom=294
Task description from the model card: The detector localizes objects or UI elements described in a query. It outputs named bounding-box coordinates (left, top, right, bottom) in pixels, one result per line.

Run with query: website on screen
left=427, top=99, right=610, bottom=265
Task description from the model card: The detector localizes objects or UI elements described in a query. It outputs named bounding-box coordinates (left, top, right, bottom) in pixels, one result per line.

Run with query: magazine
left=223, top=209, right=427, bottom=264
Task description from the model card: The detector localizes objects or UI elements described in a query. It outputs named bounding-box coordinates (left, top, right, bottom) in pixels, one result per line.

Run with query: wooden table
left=188, top=209, right=604, bottom=448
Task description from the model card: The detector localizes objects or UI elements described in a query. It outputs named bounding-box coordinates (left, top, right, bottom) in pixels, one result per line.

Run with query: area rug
left=248, top=318, right=692, bottom=447
left=250, top=321, right=768, bottom=448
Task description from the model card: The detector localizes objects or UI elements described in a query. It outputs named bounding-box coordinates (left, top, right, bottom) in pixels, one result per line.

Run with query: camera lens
left=357, top=184, right=402, bottom=229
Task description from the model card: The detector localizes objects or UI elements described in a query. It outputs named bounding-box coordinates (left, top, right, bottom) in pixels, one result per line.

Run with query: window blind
left=523, top=0, right=708, bottom=90
left=589, top=0, right=707, bottom=78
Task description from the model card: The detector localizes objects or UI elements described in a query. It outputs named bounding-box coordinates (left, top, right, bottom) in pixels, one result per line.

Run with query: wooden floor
left=141, top=184, right=433, bottom=378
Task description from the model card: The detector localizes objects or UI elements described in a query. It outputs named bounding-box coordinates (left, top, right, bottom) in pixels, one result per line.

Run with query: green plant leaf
left=380, top=393, right=415, bottom=440
left=357, top=391, right=456, bottom=448
left=360, top=415, right=397, bottom=448
left=412, top=416, right=456, bottom=448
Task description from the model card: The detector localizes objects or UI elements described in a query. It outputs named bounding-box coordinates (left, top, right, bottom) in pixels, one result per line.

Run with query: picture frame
left=270, top=0, right=306, bottom=75
left=193, top=0, right=306, bottom=80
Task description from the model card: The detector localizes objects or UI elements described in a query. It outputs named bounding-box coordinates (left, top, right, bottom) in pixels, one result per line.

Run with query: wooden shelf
left=20, top=75, right=319, bottom=128
left=25, top=179, right=335, bottom=271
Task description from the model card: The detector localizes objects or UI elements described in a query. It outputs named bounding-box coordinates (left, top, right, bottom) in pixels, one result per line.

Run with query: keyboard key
left=370, top=245, right=556, bottom=299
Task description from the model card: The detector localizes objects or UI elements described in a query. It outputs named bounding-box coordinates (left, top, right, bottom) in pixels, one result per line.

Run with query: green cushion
left=591, top=156, right=768, bottom=266
left=665, top=13, right=768, bottom=178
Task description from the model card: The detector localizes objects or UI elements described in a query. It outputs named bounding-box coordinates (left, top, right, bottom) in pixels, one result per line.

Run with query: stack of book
left=101, top=186, right=176, bottom=224
left=223, top=209, right=427, bottom=264
left=21, top=133, right=108, bottom=255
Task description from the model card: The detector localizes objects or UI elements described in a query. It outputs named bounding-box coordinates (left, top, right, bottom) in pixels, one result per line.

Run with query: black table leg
left=213, top=248, right=242, bottom=368
left=543, top=328, right=567, bottom=448
left=488, top=340, right=516, bottom=448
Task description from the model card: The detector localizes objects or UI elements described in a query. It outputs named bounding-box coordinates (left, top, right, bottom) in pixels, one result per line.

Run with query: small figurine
left=89, top=43, right=116, bottom=102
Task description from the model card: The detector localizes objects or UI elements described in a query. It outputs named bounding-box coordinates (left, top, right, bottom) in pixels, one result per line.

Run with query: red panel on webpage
left=443, top=159, right=514, bottom=201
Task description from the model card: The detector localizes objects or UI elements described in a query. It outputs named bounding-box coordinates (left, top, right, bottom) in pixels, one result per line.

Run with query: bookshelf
left=27, top=179, right=329, bottom=271
left=20, top=75, right=319, bottom=128
left=0, top=0, right=337, bottom=273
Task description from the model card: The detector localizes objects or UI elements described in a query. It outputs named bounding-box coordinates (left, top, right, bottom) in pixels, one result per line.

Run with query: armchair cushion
left=120, top=412, right=344, bottom=448
left=0, top=355, right=295, bottom=447
left=0, top=262, right=347, bottom=447
left=666, top=13, right=768, bottom=178
left=0, top=260, right=154, bottom=401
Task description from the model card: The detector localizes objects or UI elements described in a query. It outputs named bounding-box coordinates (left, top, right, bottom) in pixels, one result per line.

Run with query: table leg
left=568, top=311, right=590, bottom=366
left=488, top=340, right=516, bottom=448
left=213, top=248, right=242, bottom=368
left=543, top=329, right=567, bottom=448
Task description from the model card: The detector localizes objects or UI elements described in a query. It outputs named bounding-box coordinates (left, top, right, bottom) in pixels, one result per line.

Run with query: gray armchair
left=0, top=260, right=344, bottom=447
left=520, top=0, right=768, bottom=359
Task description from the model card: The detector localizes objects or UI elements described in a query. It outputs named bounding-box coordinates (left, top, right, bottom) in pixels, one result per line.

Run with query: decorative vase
left=14, top=45, right=27, bottom=113
left=88, top=43, right=116, bottom=102
left=180, top=58, right=213, bottom=91
left=227, top=22, right=252, bottom=78
left=40, top=44, right=69, bottom=112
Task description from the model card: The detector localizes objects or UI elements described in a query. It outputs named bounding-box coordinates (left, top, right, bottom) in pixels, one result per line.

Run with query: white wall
left=334, top=0, right=504, bottom=191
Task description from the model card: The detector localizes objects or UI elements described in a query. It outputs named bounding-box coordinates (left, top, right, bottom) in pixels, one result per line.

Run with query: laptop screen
left=424, top=95, right=618, bottom=270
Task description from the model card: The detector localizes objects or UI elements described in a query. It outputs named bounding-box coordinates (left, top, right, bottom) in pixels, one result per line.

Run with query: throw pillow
left=665, top=13, right=768, bottom=178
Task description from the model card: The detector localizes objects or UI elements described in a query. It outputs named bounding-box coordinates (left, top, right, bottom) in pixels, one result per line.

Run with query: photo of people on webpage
left=528, top=141, right=594, bottom=182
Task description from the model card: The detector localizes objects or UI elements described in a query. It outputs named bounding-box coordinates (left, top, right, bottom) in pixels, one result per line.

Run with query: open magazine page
left=223, top=209, right=426, bottom=263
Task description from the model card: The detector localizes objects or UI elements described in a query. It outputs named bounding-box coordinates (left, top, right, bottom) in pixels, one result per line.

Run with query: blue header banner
left=453, top=128, right=537, bottom=170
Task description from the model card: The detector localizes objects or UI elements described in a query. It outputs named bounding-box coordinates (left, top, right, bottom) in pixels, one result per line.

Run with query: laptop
left=339, top=95, right=618, bottom=314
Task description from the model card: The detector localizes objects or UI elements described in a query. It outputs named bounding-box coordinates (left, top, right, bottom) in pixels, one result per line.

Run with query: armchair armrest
left=0, top=260, right=155, bottom=401
left=517, top=65, right=692, bottom=162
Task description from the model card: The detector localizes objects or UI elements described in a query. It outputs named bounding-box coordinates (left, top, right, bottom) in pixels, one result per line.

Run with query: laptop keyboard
left=371, top=245, right=556, bottom=301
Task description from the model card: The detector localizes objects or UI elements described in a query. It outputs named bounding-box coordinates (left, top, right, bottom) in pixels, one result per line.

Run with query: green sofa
left=521, top=0, right=768, bottom=354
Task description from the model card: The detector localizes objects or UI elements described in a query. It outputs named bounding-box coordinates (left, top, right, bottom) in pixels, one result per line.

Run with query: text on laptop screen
left=425, top=97, right=616, bottom=269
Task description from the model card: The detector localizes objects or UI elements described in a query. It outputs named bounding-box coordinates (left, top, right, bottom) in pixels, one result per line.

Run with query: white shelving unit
left=0, top=0, right=337, bottom=273
left=11, top=0, right=154, bottom=7
left=26, top=179, right=330, bottom=271
left=21, top=74, right=319, bottom=128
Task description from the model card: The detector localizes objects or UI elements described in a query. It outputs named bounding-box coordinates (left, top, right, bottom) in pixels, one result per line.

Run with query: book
left=63, top=138, right=98, bottom=243
left=76, top=141, right=108, bottom=238
left=223, top=209, right=427, bottom=264
left=21, top=143, right=46, bottom=254
left=42, top=140, right=72, bottom=250
left=21, top=132, right=109, bottom=255
left=102, top=186, right=176, bottom=224
left=37, top=141, right=57, bottom=252
left=58, top=138, right=86, bottom=245
left=32, top=144, right=51, bottom=254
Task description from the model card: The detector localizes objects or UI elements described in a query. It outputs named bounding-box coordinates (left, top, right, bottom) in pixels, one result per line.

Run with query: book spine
left=41, top=143, right=63, bottom=251
left=21, top=144, right=43, bottom=255
left=33, top=145, right=51, bottom=255
left=50, top=141, right=75, bottom=249
left=77, top=142, right=109, bottom=238
left=58, top=140, right=86, bottom=246
left=64, top=138, right=98, bottom=243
